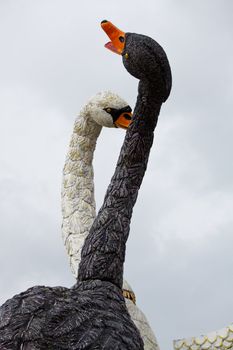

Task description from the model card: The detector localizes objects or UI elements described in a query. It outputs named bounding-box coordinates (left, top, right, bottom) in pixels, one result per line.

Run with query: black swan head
left=101, top=20, right=172, bottom=102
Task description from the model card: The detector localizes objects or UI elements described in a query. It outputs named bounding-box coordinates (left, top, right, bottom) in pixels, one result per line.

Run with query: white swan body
left=174, top=323, right=233, bottom=350
left=62, top=91, right=159, bottom=350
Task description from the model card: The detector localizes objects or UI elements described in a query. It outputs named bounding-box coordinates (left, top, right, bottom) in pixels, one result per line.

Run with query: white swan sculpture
left=61, top=91, right=159, bottom=350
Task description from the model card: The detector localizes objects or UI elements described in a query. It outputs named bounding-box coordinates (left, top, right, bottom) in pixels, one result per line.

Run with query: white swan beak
left=114, top=112, right=132, bottom=129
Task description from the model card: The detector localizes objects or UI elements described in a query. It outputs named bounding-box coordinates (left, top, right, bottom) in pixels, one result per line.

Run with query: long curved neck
left=61, top=113, right=101, bottom=277
left=78, top=81, right=162, bottom=287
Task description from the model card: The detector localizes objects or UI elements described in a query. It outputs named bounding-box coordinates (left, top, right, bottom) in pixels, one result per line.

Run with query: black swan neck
left=78, top=82, right=162, bottom=288
left=135, top=80, right=162, bottom=128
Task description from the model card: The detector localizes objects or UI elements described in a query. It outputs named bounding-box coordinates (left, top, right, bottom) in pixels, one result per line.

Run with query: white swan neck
left=61, top=114, right=101, bottom=278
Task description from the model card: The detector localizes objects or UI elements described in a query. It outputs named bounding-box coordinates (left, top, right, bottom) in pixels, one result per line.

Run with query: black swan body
left=0, top=21, right=171, bottom=350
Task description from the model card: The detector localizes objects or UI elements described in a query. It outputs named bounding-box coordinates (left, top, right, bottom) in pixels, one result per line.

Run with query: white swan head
left=80, top=91, right=132, bottom=129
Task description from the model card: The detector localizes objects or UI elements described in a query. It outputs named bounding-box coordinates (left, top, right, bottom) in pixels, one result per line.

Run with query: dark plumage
left=0, top=21, right=171, bottom=350
left=0, top=282, right=140, bottom=349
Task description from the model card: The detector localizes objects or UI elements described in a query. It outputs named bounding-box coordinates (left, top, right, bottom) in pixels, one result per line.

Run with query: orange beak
left=101, top=20, right=126, bottom=55
left=114, top=112, right=132, bottom=129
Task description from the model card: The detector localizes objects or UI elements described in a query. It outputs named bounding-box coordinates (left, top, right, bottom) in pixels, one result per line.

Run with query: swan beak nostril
left=101, top=20, right=126, bottom=55
left=123, top=113, right=132, bottom=120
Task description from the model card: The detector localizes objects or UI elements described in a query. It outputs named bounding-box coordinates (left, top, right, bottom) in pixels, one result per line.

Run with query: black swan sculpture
left=0, top=20, right=171, bottom=349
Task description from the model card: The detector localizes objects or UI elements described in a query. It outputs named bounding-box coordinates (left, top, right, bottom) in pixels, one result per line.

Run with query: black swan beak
left=101, top=20, right=125, bottom=55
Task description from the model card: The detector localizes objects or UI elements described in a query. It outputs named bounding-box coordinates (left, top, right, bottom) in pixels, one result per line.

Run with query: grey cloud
left=0, top=1, right=233, bottom=349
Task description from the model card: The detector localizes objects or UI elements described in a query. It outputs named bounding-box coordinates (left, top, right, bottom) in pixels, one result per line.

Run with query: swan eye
left=106, top=108, right=112, bottom=113
left=124, top=53, right=129, bottom=59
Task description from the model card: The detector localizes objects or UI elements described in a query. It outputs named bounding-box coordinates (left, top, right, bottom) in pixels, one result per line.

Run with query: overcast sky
left=0, top=1, right=233, bottom=349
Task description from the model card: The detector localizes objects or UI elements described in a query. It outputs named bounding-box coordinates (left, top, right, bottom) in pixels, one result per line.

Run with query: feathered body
left=0, top=282, right=141, bottom=350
